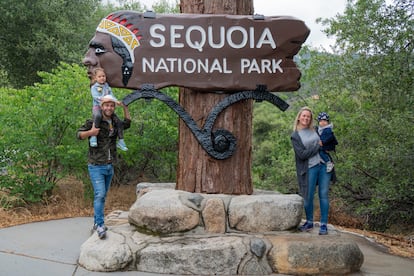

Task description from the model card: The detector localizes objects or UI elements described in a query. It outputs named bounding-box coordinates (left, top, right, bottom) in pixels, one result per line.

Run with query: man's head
left=100, top=95, right=117, bottom=118
left=83, top=11, right=142, bottom=87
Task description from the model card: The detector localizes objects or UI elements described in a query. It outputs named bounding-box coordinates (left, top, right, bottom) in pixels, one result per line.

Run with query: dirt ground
left=0, top=177, right=413, bottom=259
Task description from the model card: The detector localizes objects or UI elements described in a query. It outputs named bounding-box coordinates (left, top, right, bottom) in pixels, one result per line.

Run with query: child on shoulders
left=89, top=67, right=128, bottom=151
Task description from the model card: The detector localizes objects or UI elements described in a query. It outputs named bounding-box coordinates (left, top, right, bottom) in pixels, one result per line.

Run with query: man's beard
left=102, top=109, right=114, bottom=119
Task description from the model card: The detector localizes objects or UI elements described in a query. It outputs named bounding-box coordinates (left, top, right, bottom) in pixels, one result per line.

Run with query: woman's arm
left=291, top=132, right=319, bottom=160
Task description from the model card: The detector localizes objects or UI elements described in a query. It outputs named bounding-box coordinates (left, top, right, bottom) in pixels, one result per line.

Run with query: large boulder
left=78, top=183, right=364, bottom=275
left=129, top=187, right=302, bottom=234
left=79, top=230, right=133, bottom=271
left=267, top=233, right=364, bottom=275
left=229, top=194, right=302, bottom=232
left=136, top=236, right=253, bottom=275
left=128, top=189, right=200, bottom=234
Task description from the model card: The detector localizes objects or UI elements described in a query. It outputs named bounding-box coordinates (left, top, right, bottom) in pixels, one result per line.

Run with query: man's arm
left=77, top=121, right=100, bottom=140
left=122, top=103, right=130, bottom=120
left=121, top=103, right=131, bottom=130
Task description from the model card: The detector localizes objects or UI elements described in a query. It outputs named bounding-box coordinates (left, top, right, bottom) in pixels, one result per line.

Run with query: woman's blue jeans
left=304, top=163, right=332, bottom=224
left=88, top=164, right=114, bottom=227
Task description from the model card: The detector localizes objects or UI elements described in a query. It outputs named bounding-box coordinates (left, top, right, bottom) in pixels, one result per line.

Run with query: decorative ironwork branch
left=123, top=84, right=289, bottom=160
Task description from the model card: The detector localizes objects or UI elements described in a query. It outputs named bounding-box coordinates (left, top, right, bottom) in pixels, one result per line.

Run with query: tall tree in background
left=0, top=0, right=100, bottom=88
left=176, top=0, right=254, bottom=194
left=317, top=0, right=413, bottom=110
left=117, top=0, right=179, bottom=12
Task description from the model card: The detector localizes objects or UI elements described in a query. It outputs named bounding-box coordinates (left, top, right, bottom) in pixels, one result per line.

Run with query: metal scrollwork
left=123, top=84, right=289, bottom=160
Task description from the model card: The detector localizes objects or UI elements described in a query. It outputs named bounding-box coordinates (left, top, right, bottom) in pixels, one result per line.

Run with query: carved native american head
left=83, top=11, right=142, bottom=87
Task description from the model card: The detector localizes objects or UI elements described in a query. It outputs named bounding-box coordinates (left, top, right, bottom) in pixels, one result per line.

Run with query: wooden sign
left=84, top=11, right=310, bottom=92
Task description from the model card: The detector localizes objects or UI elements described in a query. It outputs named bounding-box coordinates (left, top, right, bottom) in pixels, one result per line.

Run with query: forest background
left=0, top=0, right=412, bottom=254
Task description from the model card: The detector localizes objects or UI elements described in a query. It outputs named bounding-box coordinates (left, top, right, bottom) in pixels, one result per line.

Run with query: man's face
left=101, top=102, right=115, bottom=118
left=83, top=32, right=124, bottom=87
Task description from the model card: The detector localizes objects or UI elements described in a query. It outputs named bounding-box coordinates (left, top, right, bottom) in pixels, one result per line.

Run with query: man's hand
left=79, top=123, right=100, bottom=140
left=89, top=123, right=100, bottom=136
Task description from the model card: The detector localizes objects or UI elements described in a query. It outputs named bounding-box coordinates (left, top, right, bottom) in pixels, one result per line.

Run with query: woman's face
left=298, top=110, right=312, bottom=129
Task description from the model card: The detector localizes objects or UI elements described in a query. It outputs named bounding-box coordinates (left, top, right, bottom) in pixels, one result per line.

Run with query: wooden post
left=176, top=0, right=254, bottom=194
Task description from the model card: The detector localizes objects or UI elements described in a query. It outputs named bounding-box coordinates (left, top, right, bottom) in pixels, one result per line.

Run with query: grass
left=0, top=176, right=413, bottom=259
left=0, top=176, right=137, bottom=228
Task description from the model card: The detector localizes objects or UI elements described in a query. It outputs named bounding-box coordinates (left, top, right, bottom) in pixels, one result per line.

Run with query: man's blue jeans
left=304, top=163, right=332, bottom=225
left=88, top=164, right=114, bottom=227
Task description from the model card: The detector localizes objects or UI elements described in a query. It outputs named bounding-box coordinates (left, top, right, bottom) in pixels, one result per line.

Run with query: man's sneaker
left=326, top=161, right=334, bottom=173
left=96, top=225, right=107, bottom=239
left=90, top=136, right=98, bottom=147
left=298, top=221, right=314, bottom=232
left=92, top=224, right=108, bottom=232
left=319, top=224, right=328, bottom=235
left=117, top=139, right=128, bottom=151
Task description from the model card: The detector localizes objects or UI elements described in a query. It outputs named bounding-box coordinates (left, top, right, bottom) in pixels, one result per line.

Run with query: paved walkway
left=0, top=217, right=413, bottom=275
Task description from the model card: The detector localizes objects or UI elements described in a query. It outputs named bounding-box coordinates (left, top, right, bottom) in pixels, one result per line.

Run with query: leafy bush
left=252, top=99, right=297, bottom=193
left=112, top=86, right=179, bottom=184
left=0, top=63, right=90, bottom=204
left=0, top=63, right=179, bottom=206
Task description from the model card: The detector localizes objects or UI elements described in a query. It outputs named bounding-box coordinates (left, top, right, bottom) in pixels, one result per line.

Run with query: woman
left=291, top=106, right=332, bottom=235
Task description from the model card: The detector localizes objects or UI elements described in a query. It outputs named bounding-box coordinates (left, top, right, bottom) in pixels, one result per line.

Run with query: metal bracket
left=253, top=14, right=265, bottom=20
left=123, top=84, right=289, bottom=160
left=143, top=10, right=156, bottom=18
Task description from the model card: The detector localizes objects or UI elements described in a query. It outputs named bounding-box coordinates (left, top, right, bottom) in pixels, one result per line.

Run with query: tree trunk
left=176, top=0, right=254, bottom=195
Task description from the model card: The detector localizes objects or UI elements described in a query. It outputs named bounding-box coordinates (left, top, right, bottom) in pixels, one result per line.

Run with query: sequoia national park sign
left=84, top=11, right=310, bottom=92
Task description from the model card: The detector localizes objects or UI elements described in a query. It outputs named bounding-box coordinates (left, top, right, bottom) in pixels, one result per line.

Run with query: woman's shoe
left=298, top=221, right=314, bottom=232
left=319, top=224, right=328, bottom=235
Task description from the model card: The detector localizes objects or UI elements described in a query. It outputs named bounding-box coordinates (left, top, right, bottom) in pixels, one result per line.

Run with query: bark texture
left=176, top=0, right=254, bottom=194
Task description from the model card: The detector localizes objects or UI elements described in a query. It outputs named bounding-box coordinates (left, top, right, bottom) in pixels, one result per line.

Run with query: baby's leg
left=93, top=108, right=102, bottom=128
left=113, top=113, right=128, bottom=151
left=90, top=108, right=101, bottom=147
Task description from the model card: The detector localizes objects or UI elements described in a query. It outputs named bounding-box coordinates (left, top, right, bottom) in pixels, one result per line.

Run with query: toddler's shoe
left=117, top=139, right=128, bottom=151
left=326, top=161, right=334, bottom=173
left=90, top=136, right=97, bottom=147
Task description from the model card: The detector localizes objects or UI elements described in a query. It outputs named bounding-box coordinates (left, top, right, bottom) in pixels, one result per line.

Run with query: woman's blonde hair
left=293, top=106, right=314, bottom=131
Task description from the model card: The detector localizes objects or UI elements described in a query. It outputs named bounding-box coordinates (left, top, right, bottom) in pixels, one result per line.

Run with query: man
left=77, top=95, right=131, bottom=239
